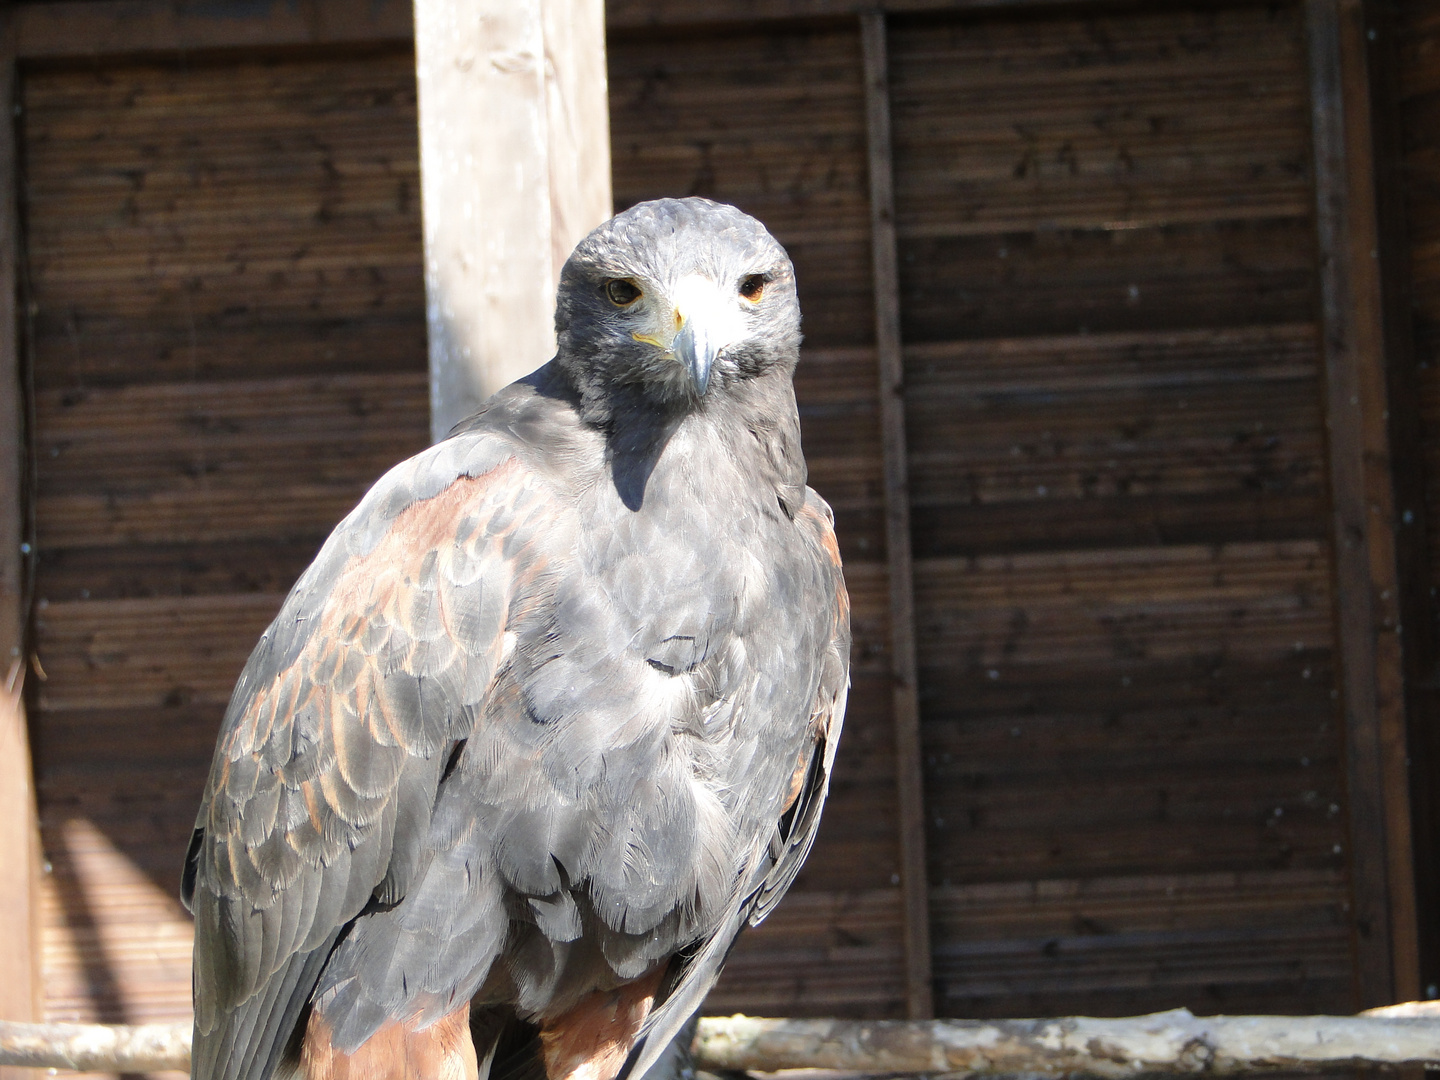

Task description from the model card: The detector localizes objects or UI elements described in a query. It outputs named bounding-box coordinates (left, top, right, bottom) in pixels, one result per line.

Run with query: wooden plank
left=415, top=0, right=611, bottom=439
left=606, top=0, right=1241, bottom=31
left=14, top=0, right=413, bottom=58
left=1392, top=0, right=1440, bottom=1001
left=0, top=7, right=44, bottom=1059
left=860, top=10, right=932, bottom=1022
left=11, top=0, right=1267, bottom=56
left=1306, top=0, right=1421, bottom=1008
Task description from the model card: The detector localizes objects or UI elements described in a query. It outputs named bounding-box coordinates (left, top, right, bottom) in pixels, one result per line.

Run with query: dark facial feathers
left=186, top=198, right=849, bottom=1080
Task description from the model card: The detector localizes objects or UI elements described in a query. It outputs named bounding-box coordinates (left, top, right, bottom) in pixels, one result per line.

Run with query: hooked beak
left=672, top=317, right=717, bottom=396
left=633, top=274, right=746, bottom=397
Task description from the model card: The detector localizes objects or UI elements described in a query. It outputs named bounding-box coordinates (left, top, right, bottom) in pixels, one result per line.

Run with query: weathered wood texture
left=860, top=11, right=933, bottom=1022
left=0, top=11, right=44, bottom=1070
left=696, top=1009, right=1440, bottom=1075
left=21, top=53, right=430, bottom=1046
left=415, top=0, right=611, bottom=438
left=14, top=0, right=414, bottom=58
left=1392, top=0, right=1440, bottom=1004
left=886, top=3, right=1354, bottom=1018
left=1306, top=0, right=1419, bottom=1007
left=8, top=0, right=1267, bottom=55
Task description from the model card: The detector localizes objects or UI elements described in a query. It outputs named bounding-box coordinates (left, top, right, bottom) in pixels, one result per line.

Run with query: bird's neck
left=589, top=365, right=807, bottom=517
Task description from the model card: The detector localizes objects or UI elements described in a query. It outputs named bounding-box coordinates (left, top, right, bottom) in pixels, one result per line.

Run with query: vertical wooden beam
left=414, top=0, right=612, bottom=441
left=0, top=9, right=44, bottom=1055
left=860, top=10, right=933, bottom=1021
left=1306, top=0, right=1421, bottom=1008
left=1364, top=0, right=1440, bottom=1000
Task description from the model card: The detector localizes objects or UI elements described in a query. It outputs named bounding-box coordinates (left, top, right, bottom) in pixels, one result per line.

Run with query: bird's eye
left=739, top=275, right=766, bottom=302
left=605, top=279, right=642, bottom=306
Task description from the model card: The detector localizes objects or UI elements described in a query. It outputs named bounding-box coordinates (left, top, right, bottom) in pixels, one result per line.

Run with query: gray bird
left=182, top=197, right=851, bottom=1080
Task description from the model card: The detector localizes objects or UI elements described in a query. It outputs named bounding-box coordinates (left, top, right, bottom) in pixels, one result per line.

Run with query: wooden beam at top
left=1306, top=0, right=1420, bottom=1008
left=859, top=10, right=933, bottom=1022
left=14, top=0, right=413, bottom=59
left=0, top=9, right=44, bottom=1058
left=12, top=0, right=1255, bottom=58
left=605, top=0, right=1238, bottom=30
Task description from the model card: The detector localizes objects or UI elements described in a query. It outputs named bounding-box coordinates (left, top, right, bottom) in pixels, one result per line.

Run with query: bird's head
left=554, top=198, right=801, bottom=417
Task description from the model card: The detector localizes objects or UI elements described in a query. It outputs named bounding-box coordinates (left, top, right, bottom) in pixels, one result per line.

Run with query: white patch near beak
left=668, top=274, right=749, bottom=394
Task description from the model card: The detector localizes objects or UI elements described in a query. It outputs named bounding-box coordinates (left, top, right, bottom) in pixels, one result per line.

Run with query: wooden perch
left=5, top=1009, right=1440, bottom=1075
left=0, top=1020, right=190, bottom=1073
left=694, top=1009, right=1440, bottom=1075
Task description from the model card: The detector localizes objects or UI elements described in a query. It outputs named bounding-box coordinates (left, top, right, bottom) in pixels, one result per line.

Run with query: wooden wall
left=894, top=6, right=1346, bottom=1019
left=21, top=49, right=429, bottom=1026
left=4, top=0, right=1433, bottom=1051
left=1395, top=0, right=1440, bottom=1003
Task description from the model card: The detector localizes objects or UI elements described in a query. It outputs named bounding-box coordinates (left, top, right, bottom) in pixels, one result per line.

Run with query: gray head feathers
left=554, top=198, right=802, bottom=423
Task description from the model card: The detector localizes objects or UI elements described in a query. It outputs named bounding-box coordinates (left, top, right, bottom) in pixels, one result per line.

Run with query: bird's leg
left=300, top=1002, right=479, bottom=1080
left=537, top=967, right=666, bottom=1080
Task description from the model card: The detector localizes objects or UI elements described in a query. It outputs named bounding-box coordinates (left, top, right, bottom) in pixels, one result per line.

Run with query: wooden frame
left=0, top=6, right=43, bottom=1059
left=13, top=0, right=413, bottom=58
left=1306, top=0, right=1421, bottom=1008
left=10, top=0, right=1264, bottom=58
left=860, top=11, right=933, bottom=1022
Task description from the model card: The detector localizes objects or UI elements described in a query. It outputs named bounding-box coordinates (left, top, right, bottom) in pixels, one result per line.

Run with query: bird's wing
left=619, top=490, right=851, bottom=1080
left=184, top=432, right=570, bottom=1080
left=748, top=490, right=851, bottom=924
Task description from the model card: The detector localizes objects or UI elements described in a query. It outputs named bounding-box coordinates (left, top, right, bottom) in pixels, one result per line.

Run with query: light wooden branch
left=6, top=1009, right=1440, bottom=1075
left=0, top=1020, right=190, bottom=1073
left=694, top=1009, right=1440, bottom=1075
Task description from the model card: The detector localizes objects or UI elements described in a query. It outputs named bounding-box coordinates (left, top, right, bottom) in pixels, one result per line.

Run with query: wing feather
left=187, top=436, right=568, bottom=1080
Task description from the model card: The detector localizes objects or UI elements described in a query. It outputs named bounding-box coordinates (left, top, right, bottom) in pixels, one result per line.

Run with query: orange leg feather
left=538, top=968, right=666, bottom=1080
left=302, top=1003, right=478, bottom=1080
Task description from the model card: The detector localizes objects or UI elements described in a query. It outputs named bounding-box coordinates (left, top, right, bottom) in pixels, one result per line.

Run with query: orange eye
left=605, top=279, right=642, bottom=306
left=739, top=275, right=766, bottom=301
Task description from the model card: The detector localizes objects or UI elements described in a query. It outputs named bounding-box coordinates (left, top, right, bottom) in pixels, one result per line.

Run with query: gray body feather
left=184, top=198, right=850, bottom=1080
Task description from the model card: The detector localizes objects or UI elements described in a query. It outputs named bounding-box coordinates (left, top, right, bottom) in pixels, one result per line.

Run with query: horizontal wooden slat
left=898, top=219, right=1316, bottom=343
left=37, top=486, right=367, bottom=550
left=31, top=705, right=221, bottom=776
left=33, top=540, right=323, bottom=602
left=13, top=0, right=1267, bottom=59
left=710, top=888, right=906, bottom=1018
left=904, top=325, right=1323, bottom=555
left=889, top=5, right=1314, bottom=343
left=889, top=6, right=1309, bottom=238
left=15, top=0, right=412, bottom=57
left=24, top=54, right=426, bottom=392
left=38, top=818, right=193, bottom=1027
left=35, top=373, right=428, bottom=498
left=32, top=594, right=282, bottom=710
left=914, top=541, right=1332, bottom=670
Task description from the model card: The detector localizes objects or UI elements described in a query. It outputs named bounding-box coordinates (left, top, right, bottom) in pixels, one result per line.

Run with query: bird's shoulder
left=190, top=380, right=590, bottom=901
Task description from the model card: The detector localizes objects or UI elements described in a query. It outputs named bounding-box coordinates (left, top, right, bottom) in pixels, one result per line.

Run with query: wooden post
left=860, top=10, right=933, bottom=1021
left=1306, top=0, right=1421, bottom=1008
left=414, top=0, right=612, bottom=441
left=0, top=8, right=45, bottom=1060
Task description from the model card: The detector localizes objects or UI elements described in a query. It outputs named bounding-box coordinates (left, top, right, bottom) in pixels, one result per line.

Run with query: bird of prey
left=182, top=197, right=850, bottom=1080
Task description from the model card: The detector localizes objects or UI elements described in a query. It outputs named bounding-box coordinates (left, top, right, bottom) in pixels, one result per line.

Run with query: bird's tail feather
left=616, top=905, right=744, bottom=1080
left=191, top=927, right=343, bottom=1080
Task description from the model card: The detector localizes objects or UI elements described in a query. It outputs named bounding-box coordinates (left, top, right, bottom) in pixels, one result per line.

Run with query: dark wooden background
left=5, top=0, right=1440, bottom=1067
